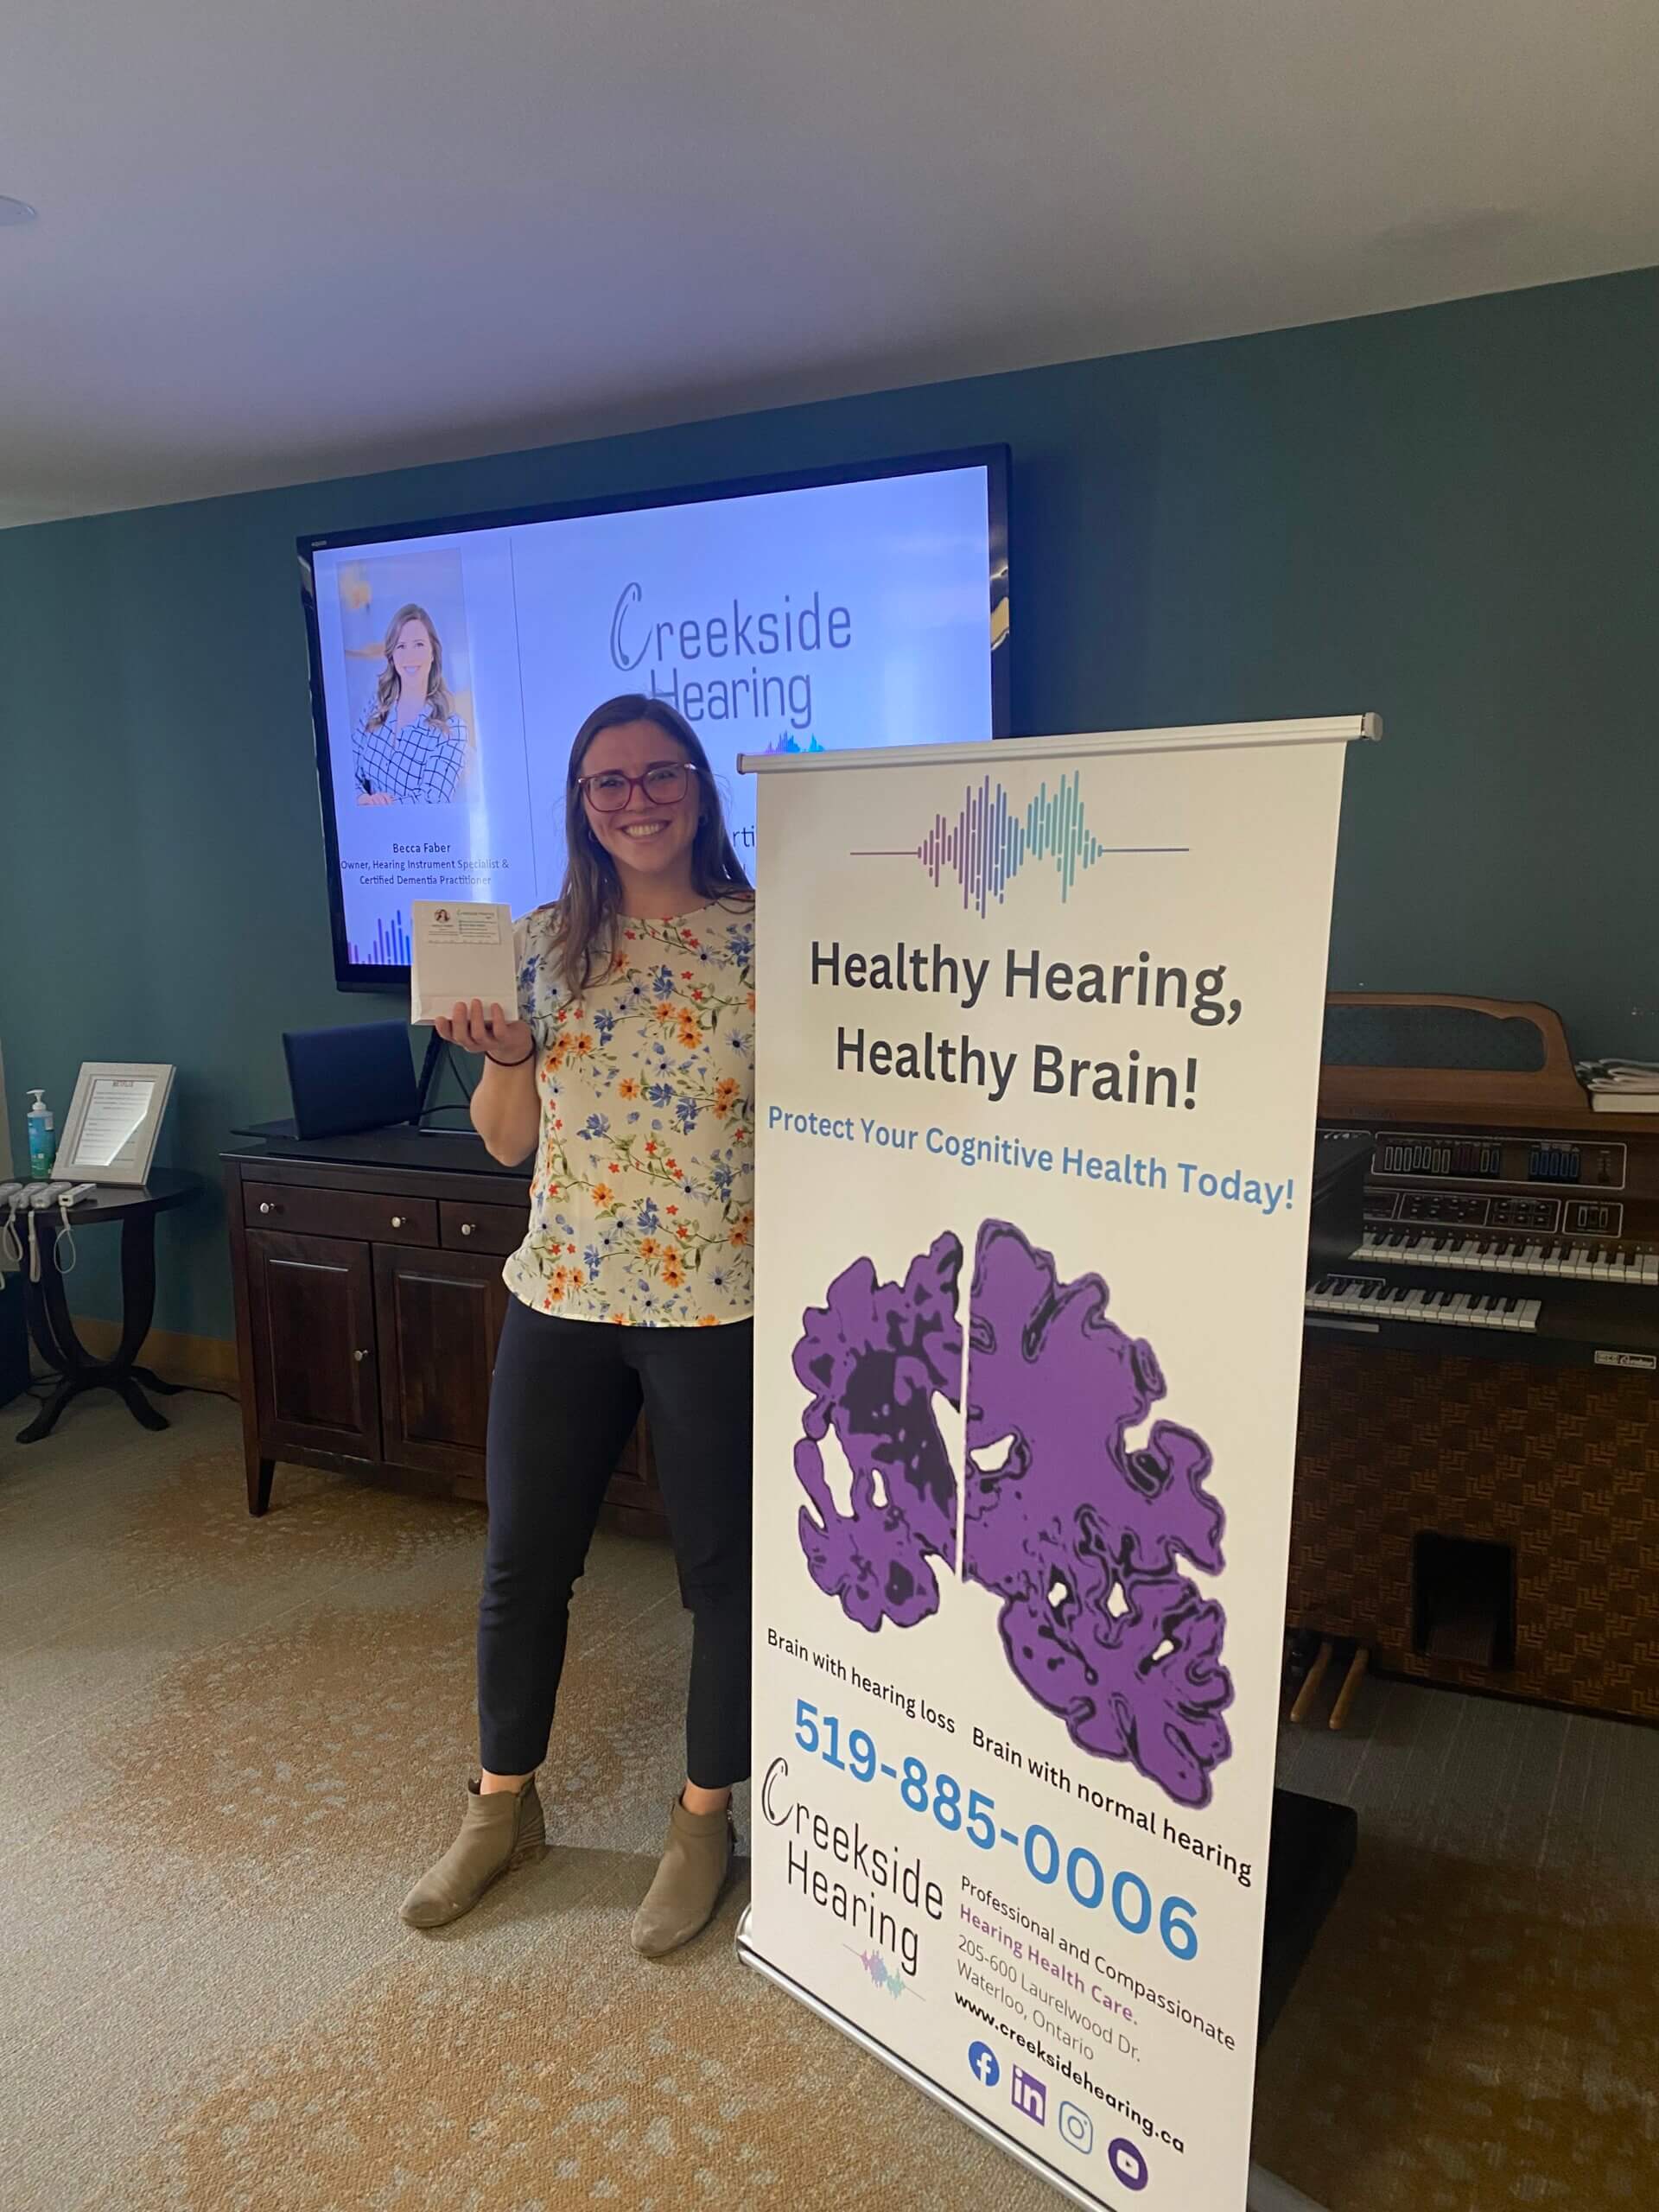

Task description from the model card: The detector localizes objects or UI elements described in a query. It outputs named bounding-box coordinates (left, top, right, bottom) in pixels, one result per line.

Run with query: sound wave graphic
left=849, top=1947, right=912, bottom=1999
left=855, top=771, right=1183, bottom=917
left=347, top=906, right=412, bottom=965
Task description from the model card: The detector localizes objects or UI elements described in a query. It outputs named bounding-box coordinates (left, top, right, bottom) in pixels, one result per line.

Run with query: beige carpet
left=1258, top=1672, right=1659, bottom=2209
left=0, top=1394, right=1060, bottom=2211
left=3, top=1391, right=1656, bottom=2209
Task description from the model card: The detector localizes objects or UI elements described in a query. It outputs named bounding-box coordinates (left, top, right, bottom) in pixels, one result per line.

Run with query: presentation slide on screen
left=309, top=467, right=998, bottom=967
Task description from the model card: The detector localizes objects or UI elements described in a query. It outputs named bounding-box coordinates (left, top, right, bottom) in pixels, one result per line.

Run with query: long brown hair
left=365, top=603, right=454, bottom=733
left=550, top=694, right=751, bottom=996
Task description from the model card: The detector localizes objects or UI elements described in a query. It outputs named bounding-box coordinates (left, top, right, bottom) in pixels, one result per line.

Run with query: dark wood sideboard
left=223, top=1129, right=666, bottom=1532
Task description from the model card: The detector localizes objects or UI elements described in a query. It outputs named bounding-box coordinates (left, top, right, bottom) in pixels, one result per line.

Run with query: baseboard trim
left=68, top=1321, right=239, bottom=1399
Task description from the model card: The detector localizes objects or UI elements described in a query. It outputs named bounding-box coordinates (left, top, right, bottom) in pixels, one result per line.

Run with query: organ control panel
left=1304, top=999, right=1659, bottom=1363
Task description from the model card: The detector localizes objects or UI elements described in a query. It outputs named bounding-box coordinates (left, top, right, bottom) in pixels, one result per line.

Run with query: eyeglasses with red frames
left=577, top=760, right=699, bottom=812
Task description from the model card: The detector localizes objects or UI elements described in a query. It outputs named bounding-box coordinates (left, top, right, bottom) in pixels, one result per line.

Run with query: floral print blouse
left=502, top=898, right=756, bottom=1326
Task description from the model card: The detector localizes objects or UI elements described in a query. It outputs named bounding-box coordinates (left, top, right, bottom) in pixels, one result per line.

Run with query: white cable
left=54, top=1197, right=77, bottom=1276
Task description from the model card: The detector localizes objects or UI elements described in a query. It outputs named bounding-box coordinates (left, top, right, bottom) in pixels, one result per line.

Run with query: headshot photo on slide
left=342, top=556, right=474, bottom=804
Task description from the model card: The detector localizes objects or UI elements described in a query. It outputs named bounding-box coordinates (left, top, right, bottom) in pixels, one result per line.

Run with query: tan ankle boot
left=400, top=1777, right=545, bottom=1929
left=630, top=1798, right=735, bottom=1957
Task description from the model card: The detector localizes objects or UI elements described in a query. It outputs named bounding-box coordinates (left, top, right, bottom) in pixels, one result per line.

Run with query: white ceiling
left=4, top=0, right=1658, bottom=528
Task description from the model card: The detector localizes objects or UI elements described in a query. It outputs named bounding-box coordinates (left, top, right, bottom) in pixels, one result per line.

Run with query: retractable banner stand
left=737, top=718, right=1377, bottom=2212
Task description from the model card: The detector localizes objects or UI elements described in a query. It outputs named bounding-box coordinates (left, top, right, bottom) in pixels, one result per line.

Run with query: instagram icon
left=1058, top=2101, right=1095, bottom=2154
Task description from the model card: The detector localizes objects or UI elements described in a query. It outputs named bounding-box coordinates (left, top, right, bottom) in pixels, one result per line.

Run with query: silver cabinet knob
left=353, top=1348, right=368, bottom=1363
left=258, top=1200, right=279, bottom=1216
left=390, top=1215, right=407, bottom=1229
left=460, top=1222, right=474, bottom=1236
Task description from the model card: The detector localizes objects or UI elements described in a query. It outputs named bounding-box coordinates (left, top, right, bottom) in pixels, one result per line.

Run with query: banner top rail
left=741, top=712, right=1381, bottom=776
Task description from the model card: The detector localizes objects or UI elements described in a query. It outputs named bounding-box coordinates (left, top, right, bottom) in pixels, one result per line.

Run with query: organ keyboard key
left=1354, top=1228, right=1659, bottom=1283
left=1307, top=1274, right=1542, bottom=1331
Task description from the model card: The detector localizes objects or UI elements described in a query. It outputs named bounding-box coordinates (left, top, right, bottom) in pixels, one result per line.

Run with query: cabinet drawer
left=438, top=1199, right=530, bottom=1256
left=243, top=1181, right=438, bottom=1246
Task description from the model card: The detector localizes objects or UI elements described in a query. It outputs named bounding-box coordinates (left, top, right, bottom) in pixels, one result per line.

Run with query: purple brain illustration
left=792, top=1233, right=963, bottom=1632
left=791, top=1218, right=1233, bottom=1807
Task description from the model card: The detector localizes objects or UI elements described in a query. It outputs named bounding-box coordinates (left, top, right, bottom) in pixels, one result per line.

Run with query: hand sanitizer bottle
left=26, top=1090, right=55, bottom=1179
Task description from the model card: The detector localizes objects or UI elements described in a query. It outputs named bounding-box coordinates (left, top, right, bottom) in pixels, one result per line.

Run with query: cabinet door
left=374, top=1243, right=507, bottom=1478
left=247, top=1230, right=380, bottom=1459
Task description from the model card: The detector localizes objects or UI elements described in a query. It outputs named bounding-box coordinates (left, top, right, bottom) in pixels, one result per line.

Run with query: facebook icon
left=967, top=2041, right=1001, bottom=2088
left=1010, top=2067, right=1048, bottom=2126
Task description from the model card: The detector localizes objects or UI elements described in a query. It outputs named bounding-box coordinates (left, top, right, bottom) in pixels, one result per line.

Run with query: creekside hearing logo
left=608, top=579, right=851, bottom=735
left=852, top=771, right=1185, bottom=918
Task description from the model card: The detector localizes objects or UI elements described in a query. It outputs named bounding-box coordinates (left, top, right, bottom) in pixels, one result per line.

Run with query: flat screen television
left=299, top=448, right=1010, bottom=992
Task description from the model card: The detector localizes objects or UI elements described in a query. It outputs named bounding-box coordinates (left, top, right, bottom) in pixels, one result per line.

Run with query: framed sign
left=56, top=1063, right=176, bottom=1186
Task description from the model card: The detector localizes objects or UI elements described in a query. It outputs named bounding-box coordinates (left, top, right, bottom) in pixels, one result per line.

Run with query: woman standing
left=352, top=601, right=468, bottom=804
left=401, top=695, right=756, bottom=1956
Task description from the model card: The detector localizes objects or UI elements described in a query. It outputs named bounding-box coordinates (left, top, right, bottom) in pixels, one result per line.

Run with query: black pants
left=477, top=1297, right=753, bottom=1789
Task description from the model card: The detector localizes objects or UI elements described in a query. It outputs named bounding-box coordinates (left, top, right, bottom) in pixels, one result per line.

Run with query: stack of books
left=1577, top=1058, right=1659, bottom=1115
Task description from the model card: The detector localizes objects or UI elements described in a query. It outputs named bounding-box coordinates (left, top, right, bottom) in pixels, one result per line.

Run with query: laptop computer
left=282, top=1021, right=420, bottom=1140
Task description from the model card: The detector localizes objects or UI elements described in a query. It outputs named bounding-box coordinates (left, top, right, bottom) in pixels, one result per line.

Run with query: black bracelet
left=484, top=1044, right=535, bottom=1068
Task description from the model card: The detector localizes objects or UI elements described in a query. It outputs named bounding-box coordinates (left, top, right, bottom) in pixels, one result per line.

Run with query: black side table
left=14, top=1171, right=200, bottom=1443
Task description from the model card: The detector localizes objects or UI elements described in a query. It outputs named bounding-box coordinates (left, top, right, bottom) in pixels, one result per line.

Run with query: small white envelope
left=410, top=900, right=518, bottom=1026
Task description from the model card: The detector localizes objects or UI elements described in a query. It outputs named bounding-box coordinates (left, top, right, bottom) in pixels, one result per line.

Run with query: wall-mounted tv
left=299, top=447, right=1010, bottom=992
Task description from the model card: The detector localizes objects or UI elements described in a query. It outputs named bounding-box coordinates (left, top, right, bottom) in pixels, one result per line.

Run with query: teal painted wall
left=3, top=266, right=1656, bottom=1340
